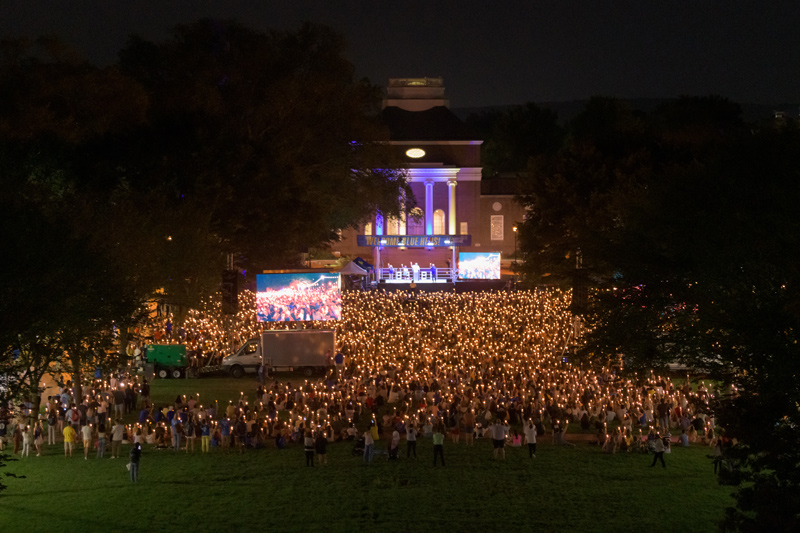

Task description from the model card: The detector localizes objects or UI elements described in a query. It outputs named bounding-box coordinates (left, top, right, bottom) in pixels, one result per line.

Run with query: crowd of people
left=1, top=289, right=726, bottom=474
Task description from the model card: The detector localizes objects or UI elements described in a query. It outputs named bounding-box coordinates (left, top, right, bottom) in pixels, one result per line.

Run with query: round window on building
left=492, top=201, right=503, bottom=212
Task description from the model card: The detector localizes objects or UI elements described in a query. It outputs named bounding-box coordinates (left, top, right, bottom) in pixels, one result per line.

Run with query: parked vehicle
left=222, top=330, right=334, bottom=378
left=144, top=344, right=187, bottom=379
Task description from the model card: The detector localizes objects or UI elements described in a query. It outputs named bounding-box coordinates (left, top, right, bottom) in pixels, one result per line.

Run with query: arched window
left=433, top=209, right=445, bottom=234
left=407, top=207, right=424, bottom=235
left=364, top=221, right=372, bottom=235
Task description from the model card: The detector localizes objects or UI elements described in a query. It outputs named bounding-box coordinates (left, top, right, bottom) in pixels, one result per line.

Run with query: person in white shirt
left=650, top=433, right=666, bottom=468
left=81, top=424, right=93, bottom=460
left=490, top=420, right=508, bottom=460
left=406, top=426, right=417, bottom=459
left=363, top=427, right=375, bottom=464
left=523, top=419, right=537, bottom=459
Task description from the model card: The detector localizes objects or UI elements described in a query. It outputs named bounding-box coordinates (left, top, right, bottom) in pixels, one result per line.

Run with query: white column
left=399, top=193, right=407, bottom=235
left=425, top=179, right=434, bottom=235
left=447, top=179, right=457, bottom=235
left=374, top=245, right=381, bottom=282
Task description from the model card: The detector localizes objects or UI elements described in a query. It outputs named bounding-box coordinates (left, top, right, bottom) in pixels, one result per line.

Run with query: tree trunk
left=71, top=353, right=83, bottom=405
left=119, top=323, right=130, bottom=361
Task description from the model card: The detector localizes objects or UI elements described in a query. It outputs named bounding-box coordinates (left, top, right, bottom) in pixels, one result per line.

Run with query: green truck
left=145, top=344, right=187, bottom=379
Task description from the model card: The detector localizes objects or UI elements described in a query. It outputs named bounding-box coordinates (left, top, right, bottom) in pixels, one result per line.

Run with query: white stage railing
left=377, top=267, right=455, bottom=283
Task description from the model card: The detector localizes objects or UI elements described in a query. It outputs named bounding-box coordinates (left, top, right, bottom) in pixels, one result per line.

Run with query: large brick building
left=335, top=78, right=527, bottom=281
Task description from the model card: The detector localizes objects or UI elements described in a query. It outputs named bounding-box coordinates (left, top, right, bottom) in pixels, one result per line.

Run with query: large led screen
left=458, top=252, right=501, bottom=280
left=256, top=273, right=341, bottom=322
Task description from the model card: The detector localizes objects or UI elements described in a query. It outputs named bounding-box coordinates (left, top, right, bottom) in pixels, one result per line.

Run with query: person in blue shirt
left=219, top=418, right=232, bottom=453
left=138, top=407, right=149, bottom=425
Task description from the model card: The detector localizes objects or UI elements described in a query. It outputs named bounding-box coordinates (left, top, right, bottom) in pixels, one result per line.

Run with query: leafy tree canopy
left=0, top=21, right=410, bottom=405
left=118, top=20, right=410, bottom=269
left=515, top=95, right=800, bottom=531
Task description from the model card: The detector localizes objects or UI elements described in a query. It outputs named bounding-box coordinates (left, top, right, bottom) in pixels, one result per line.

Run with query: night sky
left=2, top=1, right=798, bottom=108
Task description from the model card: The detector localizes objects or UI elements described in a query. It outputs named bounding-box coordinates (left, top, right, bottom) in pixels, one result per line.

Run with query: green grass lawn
left=1, top=377, right=734, bottom=532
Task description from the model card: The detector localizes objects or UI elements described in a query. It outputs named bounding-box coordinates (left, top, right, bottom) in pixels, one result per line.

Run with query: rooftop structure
left=384, top=77, right=449, bottom=111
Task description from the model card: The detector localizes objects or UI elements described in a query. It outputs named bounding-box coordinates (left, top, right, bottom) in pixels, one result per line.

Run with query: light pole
left=512, top=225, right=518, bottom=268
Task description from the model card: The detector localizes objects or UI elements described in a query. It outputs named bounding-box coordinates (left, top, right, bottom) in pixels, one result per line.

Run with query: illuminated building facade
left=336, top=78, right=527, bottom=281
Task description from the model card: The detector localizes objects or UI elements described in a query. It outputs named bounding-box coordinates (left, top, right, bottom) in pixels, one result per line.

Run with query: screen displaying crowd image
left=256, top=273, right=341, bottom=322
left=458, top=252, right=501, bottom=280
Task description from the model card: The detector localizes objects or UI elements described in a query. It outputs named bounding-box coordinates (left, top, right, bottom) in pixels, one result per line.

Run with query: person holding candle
left=523, top=419, right=537, bottom=459
left=490, top=419, right=509, bottom=460
left=304, top=431, right=315, bottom=466
left=96, top=423, right=107, bottom=458
left=219, top=418, right=231, bottom=453
left=406, top=424, right=418, bottom=459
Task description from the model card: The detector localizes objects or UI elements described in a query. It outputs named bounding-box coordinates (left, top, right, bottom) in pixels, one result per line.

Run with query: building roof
left=381, top=106, right=481, bottom=142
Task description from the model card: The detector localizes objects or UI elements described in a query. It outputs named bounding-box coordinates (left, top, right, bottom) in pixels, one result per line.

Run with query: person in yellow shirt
left=63, top=425, right=76, bottom=457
